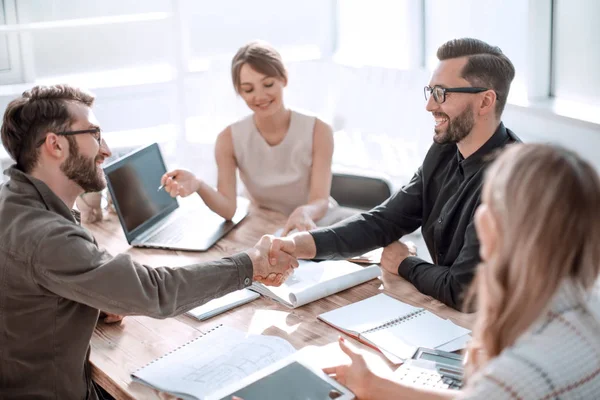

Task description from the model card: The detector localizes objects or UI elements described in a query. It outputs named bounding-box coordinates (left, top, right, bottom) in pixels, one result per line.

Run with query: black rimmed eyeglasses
left=424, top=85, right=489, bottom=104
left=36, top=127, right=102, bottom=148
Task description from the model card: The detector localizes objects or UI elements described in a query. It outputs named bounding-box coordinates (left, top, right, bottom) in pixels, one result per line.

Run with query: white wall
left=1, top=1, right=599, bottom=185
left=503, top=106, right=600, bottom=171
left=2, top=61, right=599, bottom=187
left=425, top=0, right=530, bottom=98
left=185, top=0, right=334, bottom=61
left=553, top=0, right=600, bottom=104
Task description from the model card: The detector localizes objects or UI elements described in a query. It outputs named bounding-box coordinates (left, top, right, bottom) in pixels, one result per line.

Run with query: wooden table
left=85, top=205, right=474, bottom=399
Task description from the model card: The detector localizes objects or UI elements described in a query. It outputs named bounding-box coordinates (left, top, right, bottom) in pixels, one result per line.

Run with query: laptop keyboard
left=145, top=214, right=201, bottom=245
left=147, top=223, right=186, bottom=244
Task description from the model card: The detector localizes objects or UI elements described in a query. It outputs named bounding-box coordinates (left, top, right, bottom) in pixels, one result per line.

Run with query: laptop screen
left=104, top=143, right=178, bottom=242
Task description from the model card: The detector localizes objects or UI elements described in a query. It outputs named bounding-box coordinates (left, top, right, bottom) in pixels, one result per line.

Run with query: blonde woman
left=161, top=41, right=336, bottom=235
left=324, top=143, right=600, bottom=399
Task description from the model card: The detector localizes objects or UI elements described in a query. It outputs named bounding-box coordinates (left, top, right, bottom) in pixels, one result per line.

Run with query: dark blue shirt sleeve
left=398, top=219, right=480, bottom=310
left=311, top=167, right=424, bottom=260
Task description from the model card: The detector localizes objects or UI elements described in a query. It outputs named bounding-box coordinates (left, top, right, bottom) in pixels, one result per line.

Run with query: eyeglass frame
left=35, top=127, right=102, bottom=148
left=424, top=85, right=490, bottom=104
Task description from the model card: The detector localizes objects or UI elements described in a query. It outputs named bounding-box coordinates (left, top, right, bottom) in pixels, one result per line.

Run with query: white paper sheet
left=132, top=325, right=295, bottom=400
left=251, top=260, right=380, bottom=308
left=186, top=289, right=260, bottom=321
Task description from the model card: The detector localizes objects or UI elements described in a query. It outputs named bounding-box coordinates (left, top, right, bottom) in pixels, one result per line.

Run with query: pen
left=157, top=185, right=164, bottom=192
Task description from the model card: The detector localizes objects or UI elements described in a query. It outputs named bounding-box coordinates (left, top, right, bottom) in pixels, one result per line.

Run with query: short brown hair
left=437, top=38, right=515, bottom=117
left=231, top=41, right=287, bottom=93
left=1, top=84, right=95, bottom=172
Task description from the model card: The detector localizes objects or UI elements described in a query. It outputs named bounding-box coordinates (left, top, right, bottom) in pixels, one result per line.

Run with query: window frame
left=0, top=0, right=24, bottom=85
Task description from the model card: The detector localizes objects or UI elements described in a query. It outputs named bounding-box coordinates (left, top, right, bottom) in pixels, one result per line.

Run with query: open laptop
left=103, top=143, right=248, bottom=251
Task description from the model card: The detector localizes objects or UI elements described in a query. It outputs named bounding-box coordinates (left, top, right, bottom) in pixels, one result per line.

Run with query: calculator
left=393, top=347, right=463, bottom=390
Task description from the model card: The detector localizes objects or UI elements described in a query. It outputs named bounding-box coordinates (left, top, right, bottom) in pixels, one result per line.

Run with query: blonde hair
left=464, top=143, right=600, bottom=376
left=231, top=41, right=287, bottom=93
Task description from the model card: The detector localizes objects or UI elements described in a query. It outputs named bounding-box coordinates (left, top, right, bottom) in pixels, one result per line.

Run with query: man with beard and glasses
left=0, top=84, right=298, bottom=400
left=267, top=38, right=521, bottom=310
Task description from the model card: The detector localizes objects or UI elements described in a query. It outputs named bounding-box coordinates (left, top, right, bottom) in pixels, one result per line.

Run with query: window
left=0, top=5, right=9, bottom=71
left=335, top=0, right=423, bottom=69
left=552, top=0, right=600, bottom=105
left=14, top=0, right=172, bottom=80
left=424, top=0, right=530, bottom=99
left=0, top=0, right=23, bottom=85
left=182, top=0, right=334, bottom=69
left=0, top=0, right=337, bottom=185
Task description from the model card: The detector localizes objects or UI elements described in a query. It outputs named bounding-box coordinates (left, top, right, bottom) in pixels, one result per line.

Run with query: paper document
left=132, top=325, right=295, bottom=400
left=187, top=289, right=260, bottom=321
left=250, top=260, right=380, bottom=308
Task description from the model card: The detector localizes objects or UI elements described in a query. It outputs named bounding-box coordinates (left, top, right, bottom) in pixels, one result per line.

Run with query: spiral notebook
left=131, top=325, right=295, bottom=400
left=318, top=294, right=471, bottom=363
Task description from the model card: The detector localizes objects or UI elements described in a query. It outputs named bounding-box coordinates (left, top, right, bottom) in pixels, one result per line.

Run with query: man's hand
left=99, top=311, right=124, bottom=324
left=380, top=241, right=417, bottom=275
left=248, top=235, right=299, bottom=286
left=281, top=207, right=317, bottom=236
left=267, top=232, right=317, bottom=267
left=323, top=337, right=375, bottom=400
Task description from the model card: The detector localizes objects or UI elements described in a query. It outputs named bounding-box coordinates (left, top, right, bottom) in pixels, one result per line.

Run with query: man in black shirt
left=268, top=38, right=521, bottom=310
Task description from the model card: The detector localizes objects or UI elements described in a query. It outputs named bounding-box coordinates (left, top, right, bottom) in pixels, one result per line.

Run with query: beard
left=433, top=106, right=475, bottom=145
left=60, top=138, right=106, bottom=193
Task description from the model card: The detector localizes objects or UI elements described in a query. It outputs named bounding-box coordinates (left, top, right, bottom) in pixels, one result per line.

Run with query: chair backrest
left=330, top=172, right=393, bottom=210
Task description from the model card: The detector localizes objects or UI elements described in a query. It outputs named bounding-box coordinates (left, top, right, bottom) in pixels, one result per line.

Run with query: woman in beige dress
left=161, top=41, right=335, bottom=236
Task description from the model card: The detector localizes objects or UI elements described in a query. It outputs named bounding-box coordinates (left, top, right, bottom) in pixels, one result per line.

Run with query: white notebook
left=187, top=289, right=260, bottom=321
left=318, top=294, right=471, bottom=363
left=132, top=325, right=295, bottom=400
left=250, top=260, right=380, bottom=308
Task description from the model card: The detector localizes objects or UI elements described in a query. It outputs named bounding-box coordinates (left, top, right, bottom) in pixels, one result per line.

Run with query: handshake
left=245, top=235, right=301, bottom=287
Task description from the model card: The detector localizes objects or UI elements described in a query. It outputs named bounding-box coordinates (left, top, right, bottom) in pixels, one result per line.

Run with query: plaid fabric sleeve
left=459, top=307, right=600, bottom=400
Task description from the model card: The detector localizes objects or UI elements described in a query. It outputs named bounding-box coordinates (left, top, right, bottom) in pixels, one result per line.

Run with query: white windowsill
left=507, top=97, right=600, bottom=129
left=0, top=12, right=171, bottom=33
left=0, top=64, right=176, bottom=96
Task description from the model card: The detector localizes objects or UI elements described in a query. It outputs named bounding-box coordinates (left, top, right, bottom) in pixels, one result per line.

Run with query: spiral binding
left=361, top=310, right=426, bottom=335
left=133, top=324, right=223, bottom=374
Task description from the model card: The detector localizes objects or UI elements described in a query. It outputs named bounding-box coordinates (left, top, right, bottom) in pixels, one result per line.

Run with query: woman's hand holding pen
left=160, top=169, right=202, bottom=198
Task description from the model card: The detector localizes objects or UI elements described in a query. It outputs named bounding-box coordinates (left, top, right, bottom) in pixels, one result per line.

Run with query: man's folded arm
left=310, top=167, right=425, bottom=260
left=32, top=225, right=253, bottom=318
left=397, top=221, right=481, bottom=310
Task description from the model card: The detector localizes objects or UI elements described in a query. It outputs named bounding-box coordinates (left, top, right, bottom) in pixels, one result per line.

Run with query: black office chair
left=330, top=172, right=393, bottom=211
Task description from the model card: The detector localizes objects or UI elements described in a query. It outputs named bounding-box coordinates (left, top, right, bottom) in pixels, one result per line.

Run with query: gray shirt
left=0, top=166, right=253, bottom=400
